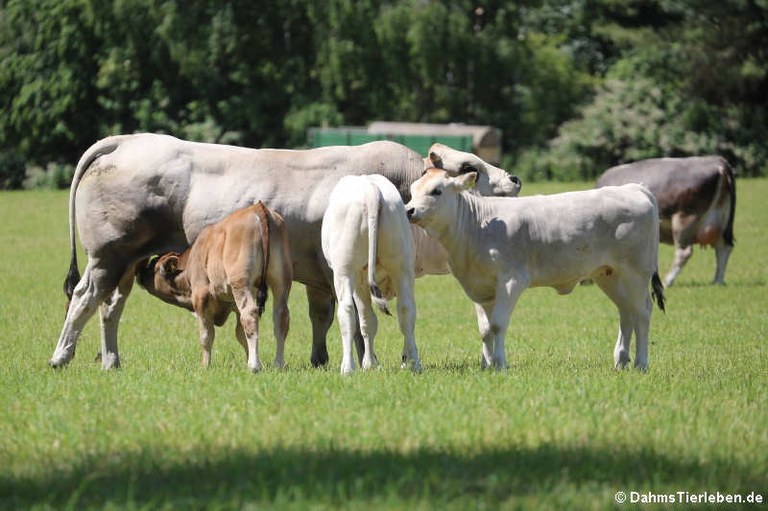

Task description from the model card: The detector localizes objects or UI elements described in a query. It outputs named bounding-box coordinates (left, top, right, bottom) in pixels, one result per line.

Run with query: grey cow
left=596, top=156, right=736, bottom=286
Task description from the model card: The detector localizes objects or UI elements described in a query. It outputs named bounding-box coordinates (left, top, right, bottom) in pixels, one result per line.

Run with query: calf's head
left=406, top=168, right=478, bottom=233
left=426, top=143, right=521, bottom=198
left=136, top=252, right=193, bottom=311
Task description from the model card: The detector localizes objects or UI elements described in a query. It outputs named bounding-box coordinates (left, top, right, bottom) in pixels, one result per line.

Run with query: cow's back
left=596, top=156, right=728, bottom=214
left=74, top=134, right=425, bottom=290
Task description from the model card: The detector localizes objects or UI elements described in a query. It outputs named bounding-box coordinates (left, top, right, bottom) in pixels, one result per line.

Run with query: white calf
left=322, top=175, right=421, bottom=374
left=406, top=169, right=665, bottom=371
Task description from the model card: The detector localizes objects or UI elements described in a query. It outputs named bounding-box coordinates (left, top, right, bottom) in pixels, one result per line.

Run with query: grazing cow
left=596, top=156, right=736, bottom=286
left=406, top=169, right=665, bottom=371
left=322, top=175, right=421, bottom=374
left=136, top=202, right=292, bottom=371
left=50, top=133, right=520, bottom=369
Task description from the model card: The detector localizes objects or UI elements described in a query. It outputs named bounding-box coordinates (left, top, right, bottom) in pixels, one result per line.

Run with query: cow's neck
left=433, top=193, right=488, bottom=273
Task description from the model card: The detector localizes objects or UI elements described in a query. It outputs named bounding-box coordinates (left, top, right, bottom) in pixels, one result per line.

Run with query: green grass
left=1, top=180, right=766, bottom=510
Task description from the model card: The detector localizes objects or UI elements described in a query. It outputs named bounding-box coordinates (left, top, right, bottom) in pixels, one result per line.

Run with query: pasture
left=1, top=179, right=766, bottom=510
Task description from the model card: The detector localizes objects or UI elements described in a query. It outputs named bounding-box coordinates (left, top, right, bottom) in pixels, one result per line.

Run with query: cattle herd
left=49, top=134, right=736, bottom=373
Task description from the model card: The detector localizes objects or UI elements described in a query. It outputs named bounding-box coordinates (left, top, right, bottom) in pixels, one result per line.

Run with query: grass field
left=1, top=179, right=766, bottom=510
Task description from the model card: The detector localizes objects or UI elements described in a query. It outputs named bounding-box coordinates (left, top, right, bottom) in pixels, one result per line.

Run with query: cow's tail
left=651, top=272, right=666, bottom=312
left=720, top=157, right=736, bottom=247
left=365, top=180, right=391, bottom=316
left=253, top=201, right=271, bottom=316
left=63, top=137, right=123, bottom=312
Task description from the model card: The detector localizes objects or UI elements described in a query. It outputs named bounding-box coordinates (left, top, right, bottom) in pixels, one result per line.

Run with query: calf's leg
left=596, top=272, right=651, bottom=370
left=333, top=274, right=358, bottom=375
left=475, top=304, right=494, bottom=369
left=480, top=275, right=527, bottom=370
left=197, top=313, right=216, bottom=368
left=396, top=276, right=421, bottom=373
left=353, top=287, right=379, bottom=370
left=232, top=287, right=263, bottom=372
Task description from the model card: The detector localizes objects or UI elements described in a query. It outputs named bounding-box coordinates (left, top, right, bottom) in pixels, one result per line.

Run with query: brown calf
left=137, top=202, right=292, bottom=371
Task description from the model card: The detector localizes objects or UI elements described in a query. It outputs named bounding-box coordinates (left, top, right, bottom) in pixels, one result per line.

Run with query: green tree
left=0, top=0, right=99, bottom=166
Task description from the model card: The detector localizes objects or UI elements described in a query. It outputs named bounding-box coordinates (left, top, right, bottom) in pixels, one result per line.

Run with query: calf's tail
left=364, top=180, right=391, bottom=316
left=254, top=201, right=271, bottom=316
left=651, top=272, right=666, bottom=312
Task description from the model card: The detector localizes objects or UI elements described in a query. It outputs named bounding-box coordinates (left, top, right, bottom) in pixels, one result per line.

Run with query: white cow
left=322, top=175, right=421, bottom=374
left=405, top=169, right=666, bottom=371
left=49, top=134, right=521, bottom=369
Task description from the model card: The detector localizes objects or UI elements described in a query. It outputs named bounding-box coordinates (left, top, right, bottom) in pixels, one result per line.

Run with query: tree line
left=1, top=0, right=766, bottom=189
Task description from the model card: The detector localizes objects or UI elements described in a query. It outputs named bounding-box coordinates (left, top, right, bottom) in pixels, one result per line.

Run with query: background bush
left=1, top=0, right=767, bottom=188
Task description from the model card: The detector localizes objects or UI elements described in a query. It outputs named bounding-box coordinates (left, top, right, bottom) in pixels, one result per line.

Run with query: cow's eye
left=430, top=189, right=442, bottom=196
left=460, top=163, right=478, bottom=174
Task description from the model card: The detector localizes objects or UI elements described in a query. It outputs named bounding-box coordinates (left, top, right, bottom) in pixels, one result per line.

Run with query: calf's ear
left=455, top=171, right=477, bottom=191
left=160, top=255, right=180, bottom=278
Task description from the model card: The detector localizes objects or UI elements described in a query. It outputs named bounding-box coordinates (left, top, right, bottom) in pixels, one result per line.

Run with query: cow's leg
left=353, top=286, right=379, bottom=370
left=97, top=267, right=134, bottom=369
left=232, top=287, right=263, bottom=372
left=306, top=286, right=334, bottom=367
left=713, top=240, right=733, bottom=285
left=271, top=284, right=291, bottom=370
left=665, top=244, right=693, bottom=287
left=333, top=274, right=358, bottom=375
left=396, top=274, right=421, bottom=373
left=665, top=213, right=697, bottom=286
left=50, top=260, right=119, bottom=368
left=353, top=316, right=366, bottom=368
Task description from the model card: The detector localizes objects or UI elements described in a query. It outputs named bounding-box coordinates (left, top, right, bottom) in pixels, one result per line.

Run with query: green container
left=308, top=128, right=473, bottom=155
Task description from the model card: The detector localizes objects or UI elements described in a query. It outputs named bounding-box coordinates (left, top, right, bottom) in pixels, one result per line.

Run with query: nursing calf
left=137, top=202, right=292, bottom=371
left=406, top=170, right=665, bottom=370
left=322, top=175, right=421, bottom=374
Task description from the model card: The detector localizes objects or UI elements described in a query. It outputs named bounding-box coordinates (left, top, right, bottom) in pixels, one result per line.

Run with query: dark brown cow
left=596, top=156, right=735, bottom=286
left=137, top=202, right=292, bottom=371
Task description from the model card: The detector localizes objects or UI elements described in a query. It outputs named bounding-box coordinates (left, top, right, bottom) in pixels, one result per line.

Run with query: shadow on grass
left=2, top=444, right=760, bottom=508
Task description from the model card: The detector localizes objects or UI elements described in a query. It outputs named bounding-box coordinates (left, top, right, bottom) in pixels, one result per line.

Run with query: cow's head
left=406, top=168, right=477, bottom=234
left=136, top=252, right=193, bottom=311
left=425, top=143, right=521, bottom=198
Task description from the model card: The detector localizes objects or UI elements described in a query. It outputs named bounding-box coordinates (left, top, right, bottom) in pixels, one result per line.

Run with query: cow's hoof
left=340, top=360, right=355, bottom=375
left=311, top=349, right=329, bottom=368
left=100, top=352, right=121, bottom=370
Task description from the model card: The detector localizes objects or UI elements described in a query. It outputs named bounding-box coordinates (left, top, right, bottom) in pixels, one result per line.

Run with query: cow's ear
left=455, top=172, right=477, bottom=191
left=429, top=151, right=444, bottom=169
